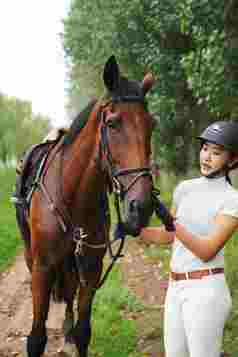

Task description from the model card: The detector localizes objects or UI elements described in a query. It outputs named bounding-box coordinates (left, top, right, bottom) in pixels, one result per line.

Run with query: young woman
left=140, top=121, right=238, bottom=357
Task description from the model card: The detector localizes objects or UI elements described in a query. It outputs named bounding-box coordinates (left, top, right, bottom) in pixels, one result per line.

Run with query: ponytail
left=225, top=172, right=232, bottom=185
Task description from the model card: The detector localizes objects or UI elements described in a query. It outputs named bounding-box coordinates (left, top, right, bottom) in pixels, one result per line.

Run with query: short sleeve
left=220, top=196, right=238, bottom=218
left=172, top=181, right=186, bottom=210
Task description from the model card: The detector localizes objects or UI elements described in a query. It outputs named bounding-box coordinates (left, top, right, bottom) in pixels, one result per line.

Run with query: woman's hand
left=154, top=199, right=175, bottom=231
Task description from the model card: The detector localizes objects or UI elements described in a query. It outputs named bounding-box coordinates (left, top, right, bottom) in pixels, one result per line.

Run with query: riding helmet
left=197, top=121, right=238, bottom=154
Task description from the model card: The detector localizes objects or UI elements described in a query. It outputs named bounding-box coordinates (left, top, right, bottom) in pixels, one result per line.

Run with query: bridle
left=99, top=95, right=152, bottom=200
left=89, top=94, right=154, bottom=289
left=37, top=94, right=155, bottom=290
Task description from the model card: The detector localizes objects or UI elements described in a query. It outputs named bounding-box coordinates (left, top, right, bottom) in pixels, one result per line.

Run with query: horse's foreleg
left=74, top=257, right=103, bottom=357
left=60, top=269, right=77, bottom=342
left=25, top=265, right=54, bottom=357
left=74, top=287, right=96, bottom=357
left=59, top=302, right=77, bottom=357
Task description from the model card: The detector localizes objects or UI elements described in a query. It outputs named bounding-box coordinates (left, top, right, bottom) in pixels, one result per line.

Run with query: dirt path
left=0, top=254, right=66, bottom=357
left=120, top=240, right=168, bottom=357
left=0, top=241, right=168, bottom=357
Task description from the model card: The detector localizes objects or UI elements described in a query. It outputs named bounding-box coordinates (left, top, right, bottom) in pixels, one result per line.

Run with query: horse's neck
left=62, top=121, right=105, bottom=205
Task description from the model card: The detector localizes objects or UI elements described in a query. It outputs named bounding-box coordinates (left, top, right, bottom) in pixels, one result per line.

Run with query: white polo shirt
left=171, top=176, right=238, bottom=273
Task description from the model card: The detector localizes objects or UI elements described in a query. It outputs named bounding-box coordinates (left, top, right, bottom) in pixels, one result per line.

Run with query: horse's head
left=99, top=56, right=155, bottom=236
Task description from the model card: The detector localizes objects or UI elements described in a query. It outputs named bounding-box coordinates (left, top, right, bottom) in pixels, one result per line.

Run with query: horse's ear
left=141, top=72, right=155, bottom=95
left=103, top=55, right=120, bottom=92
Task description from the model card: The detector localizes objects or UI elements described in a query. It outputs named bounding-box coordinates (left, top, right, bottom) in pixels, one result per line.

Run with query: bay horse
left=15, top=55, right=156, bottom=357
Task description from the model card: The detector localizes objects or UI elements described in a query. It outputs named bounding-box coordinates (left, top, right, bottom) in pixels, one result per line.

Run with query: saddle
left=13, top=128, right=67, bottom=209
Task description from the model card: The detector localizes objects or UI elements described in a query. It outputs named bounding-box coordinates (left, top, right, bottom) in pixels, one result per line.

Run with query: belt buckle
left=185, top=272, right=189, bottom=280
left=201, top=268, right=211, bottom=279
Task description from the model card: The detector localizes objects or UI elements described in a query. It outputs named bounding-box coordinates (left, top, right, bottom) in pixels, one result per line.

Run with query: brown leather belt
left=170, top=268, right=224, bottom=281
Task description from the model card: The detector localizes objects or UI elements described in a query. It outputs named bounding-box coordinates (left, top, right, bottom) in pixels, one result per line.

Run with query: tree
left=0, top=93, right=51, bottom=164
left=63, top=0, right=238, bottom=175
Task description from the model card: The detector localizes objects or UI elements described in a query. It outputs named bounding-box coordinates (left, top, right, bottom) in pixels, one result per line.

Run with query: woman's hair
left=225, top=173, right=232, bottom=185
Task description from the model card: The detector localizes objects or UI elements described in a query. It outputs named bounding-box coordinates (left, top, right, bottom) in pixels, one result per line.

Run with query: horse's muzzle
left=123, top=195, right=153, bottom=236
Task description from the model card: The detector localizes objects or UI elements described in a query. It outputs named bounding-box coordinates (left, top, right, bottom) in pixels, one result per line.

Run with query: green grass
left=0, top=167, right=22, bottom=271
left=0, top=166, right=142, bottom=356
left=91, top=267, right=141, bottom=356
left=2, top=168, right=238, bottom=355
left=223, top=235, right=238, bottom=355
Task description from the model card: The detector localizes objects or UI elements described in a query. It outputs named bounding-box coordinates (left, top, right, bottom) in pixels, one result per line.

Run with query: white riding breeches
left=164, top=274, right=232, bottom=357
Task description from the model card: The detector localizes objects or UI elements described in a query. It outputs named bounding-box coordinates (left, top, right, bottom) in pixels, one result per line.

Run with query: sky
left=0, top=1, right=71, bottom=128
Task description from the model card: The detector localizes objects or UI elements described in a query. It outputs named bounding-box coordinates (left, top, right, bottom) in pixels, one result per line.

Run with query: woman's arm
left=139, top=207, right=176, bottom=245
left=140, top=226, right=175, bottom=245
left=175, top=214, right=238, bottom=261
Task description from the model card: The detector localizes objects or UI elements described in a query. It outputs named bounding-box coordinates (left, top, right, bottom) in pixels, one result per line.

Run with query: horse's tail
left=15, top=204, right=31, bottom=244
left=52, top=271, right=65, bottom=303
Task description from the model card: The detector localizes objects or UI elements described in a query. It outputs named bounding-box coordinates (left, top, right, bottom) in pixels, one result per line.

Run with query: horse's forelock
left=108, top=76, right=143, bottom=99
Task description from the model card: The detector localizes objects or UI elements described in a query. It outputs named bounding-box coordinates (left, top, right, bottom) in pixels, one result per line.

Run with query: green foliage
left=0, top=168, right=22, bottom=271
left=63, top=0, right=238, bottom=175
left=0, top=93, right=51, bottom=164
left=223, top=233, right=238, bottom=354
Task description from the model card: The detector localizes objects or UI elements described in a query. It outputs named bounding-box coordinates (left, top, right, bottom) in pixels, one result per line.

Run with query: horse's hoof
left=58, top=342, right=79, bottom=357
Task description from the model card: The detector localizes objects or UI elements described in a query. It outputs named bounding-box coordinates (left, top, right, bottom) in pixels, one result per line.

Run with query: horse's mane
left=63, top=99, right=97, bottom=146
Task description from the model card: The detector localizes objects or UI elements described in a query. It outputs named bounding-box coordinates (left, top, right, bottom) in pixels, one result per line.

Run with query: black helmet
left=197, top=121, right=238, bottom=154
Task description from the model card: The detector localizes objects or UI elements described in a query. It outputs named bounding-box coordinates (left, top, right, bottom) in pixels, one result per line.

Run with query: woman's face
left=200, top=142, right=231, bottom=177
